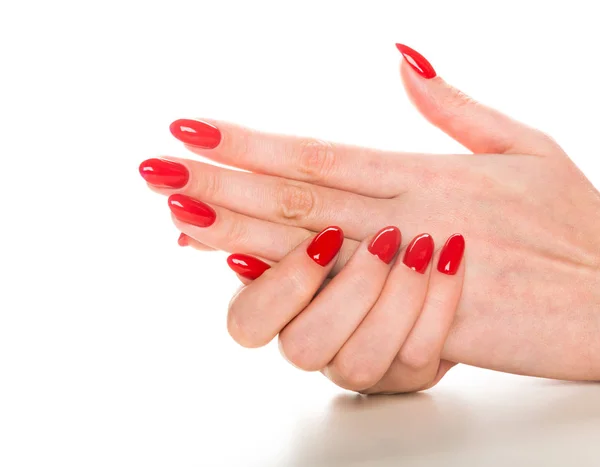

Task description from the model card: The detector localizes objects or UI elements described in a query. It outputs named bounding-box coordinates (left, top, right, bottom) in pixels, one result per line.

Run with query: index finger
left=169, top=118, right=421, bottom=198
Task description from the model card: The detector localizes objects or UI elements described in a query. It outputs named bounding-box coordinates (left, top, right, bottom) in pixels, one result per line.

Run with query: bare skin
left=144, top=59, right=600, bottom=385
left=227, top=228, right=464, bottom=394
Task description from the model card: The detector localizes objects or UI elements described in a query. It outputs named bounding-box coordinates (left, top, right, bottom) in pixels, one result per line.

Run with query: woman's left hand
left=226, top=225, right=463, bottom=394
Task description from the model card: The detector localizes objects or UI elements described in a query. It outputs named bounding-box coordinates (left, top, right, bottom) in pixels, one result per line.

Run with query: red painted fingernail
left=178, top=232, right=190, bottom=247
left=437, top=234, right=465, bottom=275
left=395, top=43, right=437, bottom=79
left=306, top=226, right=344, bottom=267
left=403, top=233, right=434, bottom=273
left=368, top=226, right=402, bottom=264
left=168, top=194, right=216, bottom=227
left=139, top=158, right=189, bottom=188
left=169, top=119, right=222, bottom=149
left=227, top=254, right=271, bottom=280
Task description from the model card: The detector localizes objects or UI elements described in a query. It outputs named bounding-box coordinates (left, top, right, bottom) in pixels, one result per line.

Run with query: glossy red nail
left=178, top=232, right=189, bottom=247
left=368, top=226, right=402, bottom=264
left=395, top=43, right=437, bottom=79
left=139, top=158, right=189, bottom=188
left=403, top=233, right=434, bottom=273
left=437, top=234, right=465, bottom=275
left=306, top=226, right=344, bottom=267
left=168, top=194, right=216, bottom=228
left=169, top=119, right=222, bottom=149
left=227, top=254, right=271, bottom=280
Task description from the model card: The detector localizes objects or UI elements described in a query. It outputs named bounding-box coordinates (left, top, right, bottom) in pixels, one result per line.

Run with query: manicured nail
left=168, top=194, right=216, bottom=227
left=306, top=226, right=344, bottom=267
left=403, top=233, right=434, bottom=273
left=395, top=43, right=437, bottom=79
left=169, top=119, right=222, bottom=149
left=178, top=232, right=190, bottom=247
left=227, top=254, right=271, bottom=280
left=139, top=158, right=189, bottom=188
left=368, top=226, right=402, bottom=264
left=437, top=234, right=465, bottom=275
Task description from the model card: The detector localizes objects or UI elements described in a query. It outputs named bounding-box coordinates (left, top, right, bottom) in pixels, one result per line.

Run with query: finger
left=143, top=157, right=391, bottom=240
left=168, top=118, right=422, bottom=198
left=167, top=194, right=359, bottom=276
left=177, top=232, right=215, bottom=251
left=396, top=43, right=565, bottom=157
left=366, top=233, right=465, bottom=394
left=324, top=233, right=435, bottom=391
left=399, top=234, right=465, bottom=365
left=420, top=360, right=457, bottom=391
left=278, top=226, right=401, bottom=372
left=226, top=254, right=333, bottom=290
left=227, top=227, right=344, bottom=348
left=360, top=359, right=457, bottom=395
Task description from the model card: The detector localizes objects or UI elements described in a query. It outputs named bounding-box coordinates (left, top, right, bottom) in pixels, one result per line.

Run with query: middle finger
left=141, top=157, right=392, bottom=240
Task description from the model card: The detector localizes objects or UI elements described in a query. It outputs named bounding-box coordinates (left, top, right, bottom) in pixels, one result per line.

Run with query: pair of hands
left=140, top=44, right=600, bottom=392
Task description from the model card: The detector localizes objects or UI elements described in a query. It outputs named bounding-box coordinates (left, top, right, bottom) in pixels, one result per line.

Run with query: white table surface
left=194, top=366, right=600, bottom=466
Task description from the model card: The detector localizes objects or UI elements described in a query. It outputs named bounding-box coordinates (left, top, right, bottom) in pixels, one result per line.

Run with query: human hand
left=225, top=225, right=463, bottom=394
left=140, top=44, right=600, bottom=381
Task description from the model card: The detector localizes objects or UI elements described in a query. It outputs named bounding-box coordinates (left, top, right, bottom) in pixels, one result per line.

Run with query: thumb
left=395, top=43, right=564, bottom=157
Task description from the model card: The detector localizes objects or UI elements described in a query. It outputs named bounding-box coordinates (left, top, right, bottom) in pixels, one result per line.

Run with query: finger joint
left=296, top=139, right=336, bottom=182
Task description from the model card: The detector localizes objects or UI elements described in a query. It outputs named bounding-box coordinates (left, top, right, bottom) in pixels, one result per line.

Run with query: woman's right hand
left=140, top=44, right=600, bottom=381
left=226, top=226, right=464, bottom=394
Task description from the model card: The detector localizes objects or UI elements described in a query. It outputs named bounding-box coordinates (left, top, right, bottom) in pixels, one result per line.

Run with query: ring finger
left=168, top=194, right=359, bottom=275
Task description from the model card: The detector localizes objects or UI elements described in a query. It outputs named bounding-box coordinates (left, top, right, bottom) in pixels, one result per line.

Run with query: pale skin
left=145, top=59, right=600, bottom=392
left=225, top=227, right=464, bottom=394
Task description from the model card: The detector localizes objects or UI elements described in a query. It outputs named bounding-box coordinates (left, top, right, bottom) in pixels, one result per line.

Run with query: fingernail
left=403, top=233, right=434, bottom=273
left=395, top=43, right=437, bottom=79
left=178, top=232, right=189, bottom=247
left=139, top=158, right=189, bottom=188
left=368, top=226, right=402, bottom=264
left=306, top=226, right=344, bottom=267
left=168, top=194, right=216, bottom=227
left=437, top=234, right=465, bottom=275
left=169, top=119, right=222, bottom=149
left=227, top=254, right=271, bottom=280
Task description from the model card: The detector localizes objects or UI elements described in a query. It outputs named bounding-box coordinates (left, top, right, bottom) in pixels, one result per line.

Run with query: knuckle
left=278, top=331, right=320, bottom=371
left=332, top=354, right=379, bottom=391
left=195, top=168, right=221, bottom=199
left=226, top=215, right=250, bottom=247
left=278, top=182, right=316, bottom=221
left=227, top=292, right=270, bottom=348
left=227, top=308, right=257, bottom=349
left=398, top=344, right=433, bottom=371
left=535, top=130, right=561, bottom=151
left=446, top=87, right=478, bottom=111
left=435, top=87, right=478, bottom=123
left=296, top=138, right=336, bottom=181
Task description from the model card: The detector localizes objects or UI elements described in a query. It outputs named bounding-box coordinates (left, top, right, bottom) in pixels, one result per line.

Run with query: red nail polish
left=227, top=254, right=271, bottom=280
left=139, top=158, right=189, bottom=188
left=306, top=226, right=344, bottom=267
left=168, top=194, right=216, bottom=227
left=368, top=226, right=401, bottom=264
left=178, top=232, right=189, bottom=247
left=395, top=43, right=437, bottom=79
left=169, top=119, right=222, bottom=149
left=403, top=233, right=434, bottom=273
left=437, top=234, right=465, bottom=275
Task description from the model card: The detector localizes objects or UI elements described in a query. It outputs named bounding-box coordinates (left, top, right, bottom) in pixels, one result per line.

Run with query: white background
left=1, top=1, right=599, bottom=466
